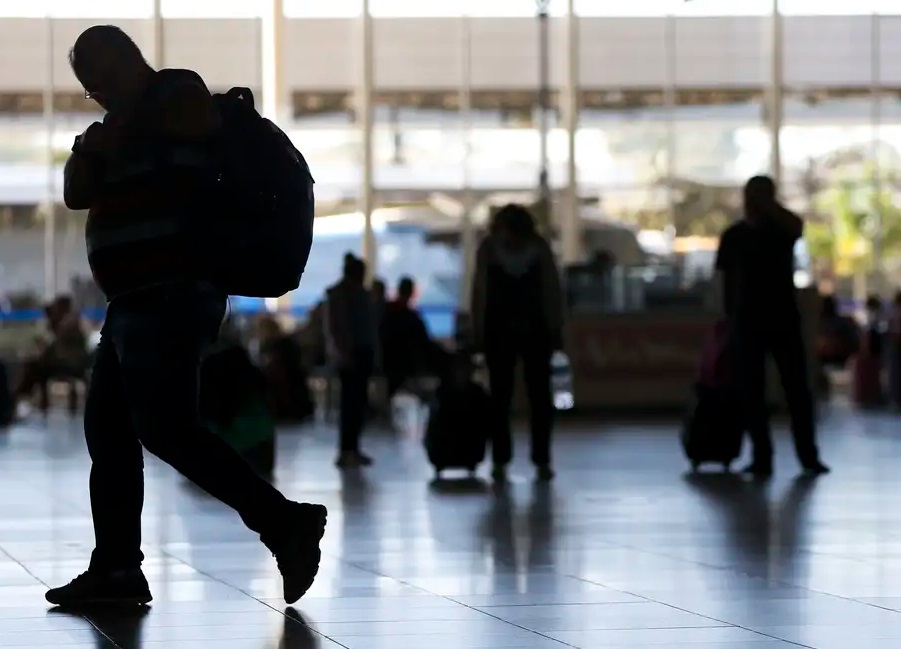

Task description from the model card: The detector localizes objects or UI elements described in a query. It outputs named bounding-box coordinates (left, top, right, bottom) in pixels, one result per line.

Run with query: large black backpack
left=202, top=87, right=315, bottom=298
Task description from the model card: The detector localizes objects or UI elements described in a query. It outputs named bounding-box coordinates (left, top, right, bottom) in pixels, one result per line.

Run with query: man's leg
left=45, top=333, right=152, bottom=607
left=337, top=364, right=358, bottom=456
left=85, top=336, right=144, bottom=572
left=485, top=341, right=517, bottom=478
left=337, top=349, right=373, bottom=464
left=735, top=328, right=773, bottom=475
left=353, top=349, right=374, bottom=452
left=771, top=326, right=828, bottom=473
left=521, top=340, right=554, bottom=478
left=112, top=286, right=326, bottom=603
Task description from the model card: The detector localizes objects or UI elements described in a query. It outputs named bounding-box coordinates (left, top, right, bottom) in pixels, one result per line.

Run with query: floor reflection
left=8, top=416, right=901, bottom=648
left=479, top=483, right=557, bottom=590
left=48, top=605, right=149, bottom=649
left=684, top=472, right=819, bottom=580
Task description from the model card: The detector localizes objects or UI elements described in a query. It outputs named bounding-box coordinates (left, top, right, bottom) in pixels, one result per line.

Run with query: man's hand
left=78, top=122, right=119, bottom=159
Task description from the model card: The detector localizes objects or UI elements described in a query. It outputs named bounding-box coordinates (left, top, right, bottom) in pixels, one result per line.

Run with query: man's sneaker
left=741, top=462, right=773, bottom=479
left=335, top=451, right=373, bottom=469
left=802, top=461, right=830, bottom=477
left=45, top=569, right=152, bottom=607
left=272, top=502, right=328, bottom=604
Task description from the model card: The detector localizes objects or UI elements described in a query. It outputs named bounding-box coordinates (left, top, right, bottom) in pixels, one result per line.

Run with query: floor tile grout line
left=566, top=574, right=817, bottom=649
left=336, top=557, right=582, bottom=648
left=156, top=546, right=353, bottom=649
left=0, top=545, right=131, bottom=649
left=574, top=534, right=901, bottom=619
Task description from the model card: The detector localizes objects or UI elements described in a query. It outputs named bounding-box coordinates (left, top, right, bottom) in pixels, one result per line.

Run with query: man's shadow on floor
left=48, top=605, right=324, bottom=649
left=683, top=471, right=820, bottom=581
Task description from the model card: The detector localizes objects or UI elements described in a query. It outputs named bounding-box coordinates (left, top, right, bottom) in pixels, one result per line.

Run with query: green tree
left=806, top=174, right=901, bottom=278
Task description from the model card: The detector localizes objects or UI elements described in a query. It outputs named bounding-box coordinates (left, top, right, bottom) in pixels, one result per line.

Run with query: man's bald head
left=69, top=25, right=152, bottom=111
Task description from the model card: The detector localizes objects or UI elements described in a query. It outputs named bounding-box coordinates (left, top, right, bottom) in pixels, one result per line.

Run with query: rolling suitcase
left=424, top=381, right=491, bottom=479
left=200, top=340, right=276, bottom=478
left=681, top=384, right=743, bottom=471
left=209, top=396, right=277, bottom=478
left=681, top=319, right=743, bottom=472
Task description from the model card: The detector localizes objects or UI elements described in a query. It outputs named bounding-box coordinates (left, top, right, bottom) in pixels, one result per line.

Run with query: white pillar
left=767, top=0, right=784, bottom=188
left=152, top=0, right=164, bottom=69
left=664, top=12, right=677, bottom=231
left=458, top=12, right=476, bottom=310
left=359, top=0, right=376, bottom=280
left=261, top=0, right=285, bottom=124
left=43, top=14, right=56, bottom=301
left=561, top=0, right=581, bottom=265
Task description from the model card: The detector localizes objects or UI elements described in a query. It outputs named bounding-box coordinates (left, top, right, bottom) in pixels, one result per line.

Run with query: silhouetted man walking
left=46, top=25, right=326, bottom=608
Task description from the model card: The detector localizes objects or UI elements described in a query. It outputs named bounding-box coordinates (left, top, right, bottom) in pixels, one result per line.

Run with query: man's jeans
left=85, top=282, right=288, bottom=571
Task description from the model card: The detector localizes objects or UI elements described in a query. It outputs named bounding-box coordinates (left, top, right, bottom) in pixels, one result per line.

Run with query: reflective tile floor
left=1, top=405, right=901, bottom=647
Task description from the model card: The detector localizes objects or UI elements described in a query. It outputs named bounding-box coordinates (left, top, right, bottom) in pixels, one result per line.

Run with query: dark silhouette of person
left=816, top=294, right=859, bottom=368
left=380, top=276, right=436, bottom=398
left=257, top=315, right=314, bottom=422
left=46, top=25, right=327, bottom=608
left=326, top=253, right=376, bottom=468
left=715, top=175, right=829, bottom=478
left=471, top=204, right=564, bottom=482
left=15, top=294, right=90, bottom=415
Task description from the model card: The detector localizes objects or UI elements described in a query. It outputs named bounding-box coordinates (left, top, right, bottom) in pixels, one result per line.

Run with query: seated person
left=816, top=294, right=859, bottom=368
left=380, top=277, right=447, bottom=397
left=256, top=315, right=314, bottom=422
left=15, top=295, right=90, bottom=413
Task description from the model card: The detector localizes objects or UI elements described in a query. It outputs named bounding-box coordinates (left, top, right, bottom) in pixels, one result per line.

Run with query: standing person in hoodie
left=471, top=204, right=565, bottom=482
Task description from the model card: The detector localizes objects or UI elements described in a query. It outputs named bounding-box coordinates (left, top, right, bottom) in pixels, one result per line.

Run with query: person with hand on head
left=471, top=204, right=564, bottom=482
left=46, top=25, right=327, bottom=610
left=714, top=175, right=829, bottom=478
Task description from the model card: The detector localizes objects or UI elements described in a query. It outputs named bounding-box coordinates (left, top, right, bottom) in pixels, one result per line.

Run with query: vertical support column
left=767, top=0, right=784, bottom=189
left=663, top=12, right=677, bottom=233
left=261, top=0, right=286, bottom=312
left=561, top=0, right=580, bottom=265
left=536, top=0, right=552, bottom=233
left=359, top=0, right=376, bottom=280
left=152, top=0, right=164, bottom=69
left=261, top=0, right=285, bottom=124
left=871, top=11, right=883, bottom=285
left=43, top=14, right=56, bottom=301
left=458, top=12, right=476, bottom=310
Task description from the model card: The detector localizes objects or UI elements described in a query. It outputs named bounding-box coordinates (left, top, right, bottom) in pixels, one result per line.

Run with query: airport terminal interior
left=3, top=0, right=901, bottom=648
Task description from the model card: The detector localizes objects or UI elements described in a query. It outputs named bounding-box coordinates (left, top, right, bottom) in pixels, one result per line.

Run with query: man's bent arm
left=63, top=152, right=101, bottom=211
left=768, top=204, right=804, bottom=240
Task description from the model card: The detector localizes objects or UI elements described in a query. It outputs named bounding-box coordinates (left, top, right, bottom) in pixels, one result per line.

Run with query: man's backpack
left=202, top=87, right=315, bottom=298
